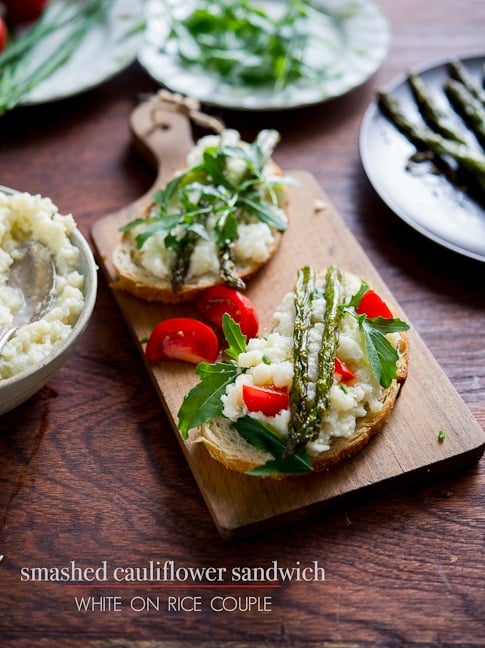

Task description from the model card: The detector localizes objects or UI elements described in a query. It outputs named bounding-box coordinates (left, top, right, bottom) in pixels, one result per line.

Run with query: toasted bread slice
left=112, top=222, right=284, bottom=304
left=189, top=267, right=409, bottom=478
left=112, top=131, right=288, bottom=303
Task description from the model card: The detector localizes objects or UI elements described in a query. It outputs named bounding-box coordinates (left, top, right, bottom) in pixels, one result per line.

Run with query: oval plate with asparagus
left=360, top=53, right=485, bottom=263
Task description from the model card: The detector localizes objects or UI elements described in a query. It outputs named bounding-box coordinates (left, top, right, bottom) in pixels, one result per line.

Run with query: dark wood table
left=1, top=1, right=484, bottom=645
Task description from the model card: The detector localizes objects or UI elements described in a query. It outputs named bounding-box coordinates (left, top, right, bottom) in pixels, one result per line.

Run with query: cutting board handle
left=129, top=90, right=225, bottom=191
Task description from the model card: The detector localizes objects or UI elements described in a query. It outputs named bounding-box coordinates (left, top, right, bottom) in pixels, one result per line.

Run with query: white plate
left=19, top=0, right=144, bottom=106
left=138, top=0, right=390, bottom=111
left=359, top=53, right=485, bottom=263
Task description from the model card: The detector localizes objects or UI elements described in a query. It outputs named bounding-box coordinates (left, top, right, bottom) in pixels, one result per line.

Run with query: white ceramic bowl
left=0, top=191, right=98, bottom=416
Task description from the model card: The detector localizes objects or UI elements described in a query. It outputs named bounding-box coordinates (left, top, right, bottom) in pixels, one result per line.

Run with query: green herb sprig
left=177, top=314, right=312, bottom=476
left=177, top=276, right=410, bottom=477
left=340, top=282, right=410, bottom=389
left=164, top=0, right=323, bottom=90
left=0, top=0, right=113, bottom=116
left=178, top=315, right=245, bottom=439
left=121, top=129, right=291, bottom=292
left=234, top=416, right=312, bottom=475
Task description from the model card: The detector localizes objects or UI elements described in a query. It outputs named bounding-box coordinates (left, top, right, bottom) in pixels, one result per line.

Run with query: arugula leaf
left=175, top=310, right=312, bottom=476
left=239, top=193, right=288, bottom=230
left=359, top=316, right=409, bottom=387
left=220, top=129, right=279, bottom=176
left=202, top=150, right=235, bottom=189
left=222, top=314, right=247, bottom=360
left=119, top=127, right=290, bottom=291
left=177, top=361, right=240, bottom=439
left=341, top=286, right=410, bottom=388
left=360, top=321, right=399, bottom=388
left=165, top=0, right=321, bottom=90
left=233, top=416, right=313, bottom=475
left=361, top=315, right=409, bottom=337
left=343, top=281, right=368, bottom=310
left=255, top=129, right=281, bottom=167
left=215, top=209, right=238, bottom=247
left=177, top=315, right=247, bottom=437
left=119, top=217, right=148, bottom=233
left=153, top=174, right=185, bottom=211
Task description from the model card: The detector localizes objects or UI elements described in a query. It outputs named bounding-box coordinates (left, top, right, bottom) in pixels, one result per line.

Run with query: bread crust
left=112, top=226, right=283, bottom=303
left=192, top=270, right=409, bottom=478
left=111, top=152, right=287, bottom=303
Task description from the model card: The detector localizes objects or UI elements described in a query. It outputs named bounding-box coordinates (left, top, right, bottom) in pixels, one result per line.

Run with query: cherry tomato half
left=4, top=0, right=49, bottom=24
left=242, top=384, right=289, bottom=417
left=196, top=285, right=259, bottom=339
left=356, top=289, right=393, bottom=319
left=145, top=317, right=219, bottom=365
left=334, top=357, right=355, bottom=382
left=0, top=17, right=8, bottom=52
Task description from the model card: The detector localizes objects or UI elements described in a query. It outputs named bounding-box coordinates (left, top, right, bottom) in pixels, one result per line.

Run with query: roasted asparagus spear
left=408, top=72, right=466, bottom=144
left=445, top=78, right=485, bottom=146
left=449, top=59, right=485, bottom=105
left=378, top=91, right=485, bottom=192
left=286, top=265, right=344, bottom=454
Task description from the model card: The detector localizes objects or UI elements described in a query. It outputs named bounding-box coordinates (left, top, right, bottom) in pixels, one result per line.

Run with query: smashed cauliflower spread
left=221, top=273, right=388, bottom=456
left=0, top=191, right=85, bottom=380
left=137, top=129, right=285, bottom=281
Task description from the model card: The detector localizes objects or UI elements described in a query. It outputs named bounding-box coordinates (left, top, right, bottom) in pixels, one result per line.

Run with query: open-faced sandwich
left=177, top=265, right=409, bottom=478
left=112, top=128, right=290, bottom=303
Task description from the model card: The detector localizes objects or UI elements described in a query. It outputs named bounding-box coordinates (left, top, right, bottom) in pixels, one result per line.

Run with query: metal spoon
left=0, top=241, right=56, bottom=354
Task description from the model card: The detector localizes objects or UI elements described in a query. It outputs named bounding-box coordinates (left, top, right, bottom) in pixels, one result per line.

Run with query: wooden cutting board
left=91, top=92, right=485, bottom=539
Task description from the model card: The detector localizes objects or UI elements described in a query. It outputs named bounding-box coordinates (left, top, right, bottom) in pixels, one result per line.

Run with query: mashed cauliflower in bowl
left=0, top=188, right=97, bottom=416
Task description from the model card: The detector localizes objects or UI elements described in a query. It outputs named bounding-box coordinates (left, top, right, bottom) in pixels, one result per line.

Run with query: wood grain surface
left=92, top=94, right=484, bottom=538
left=1, top=0, right=484, bottom=646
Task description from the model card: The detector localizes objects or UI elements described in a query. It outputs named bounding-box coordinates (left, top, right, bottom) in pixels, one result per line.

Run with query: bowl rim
left=0, top=186, right=98, bottom=392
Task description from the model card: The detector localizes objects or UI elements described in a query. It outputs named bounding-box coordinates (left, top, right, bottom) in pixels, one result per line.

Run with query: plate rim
left=137, top=0, right=391, bottom=111
left=359, top=50, right=485, bottom=264
left=17, top=0, right=144, bottom=107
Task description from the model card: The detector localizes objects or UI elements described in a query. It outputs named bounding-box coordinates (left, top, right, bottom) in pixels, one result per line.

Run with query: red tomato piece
left=0, top=17, right=8, bottom=52
left=356, top=289, right=393, bottom=319
left=196, top=285, right=259, bottom=339
left=334, top=357, right=355, bottom=382
left=242, top=384, right=289, bottom=417
left=4, top=0, right=49, bottom=24
left=145, top=318, right=219, bottom=365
